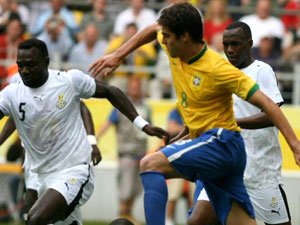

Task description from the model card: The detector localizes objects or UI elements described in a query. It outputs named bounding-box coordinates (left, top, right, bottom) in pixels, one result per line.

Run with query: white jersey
left=233, top=60, right=284, bottom=188
left=0, top=69, right=96, bottom=174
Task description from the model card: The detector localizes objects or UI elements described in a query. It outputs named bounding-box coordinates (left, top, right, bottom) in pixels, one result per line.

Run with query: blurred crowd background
left=0, top=0, right=299, bottom=103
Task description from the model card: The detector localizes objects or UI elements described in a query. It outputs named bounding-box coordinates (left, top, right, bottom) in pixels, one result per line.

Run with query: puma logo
left=271, top=208, right=280, bottom=216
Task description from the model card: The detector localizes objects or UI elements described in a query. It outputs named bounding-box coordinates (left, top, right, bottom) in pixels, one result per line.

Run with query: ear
left=248, top=39, right=253, bottom=48
left=181, top=32, right=190, bottom=42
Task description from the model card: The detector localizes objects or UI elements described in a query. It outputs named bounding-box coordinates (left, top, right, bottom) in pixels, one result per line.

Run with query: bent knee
left=140, top=152, right=170, bottom=173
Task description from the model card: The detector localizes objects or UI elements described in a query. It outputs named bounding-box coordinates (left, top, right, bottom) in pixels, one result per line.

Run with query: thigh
left=188, top=200, right=219, bottom=225
left=161, top=128, right=246, bottom=181
left=36, top=163, right=94, bottom=222
left=29, top=188, right=68, bottom=224
left=247, top=185, right=291, bottom=224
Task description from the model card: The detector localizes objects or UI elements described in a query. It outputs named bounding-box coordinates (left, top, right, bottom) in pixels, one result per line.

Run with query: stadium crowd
left=0, top=0, right=300, bottom=224
left=0, top=0, right=299, bottom=100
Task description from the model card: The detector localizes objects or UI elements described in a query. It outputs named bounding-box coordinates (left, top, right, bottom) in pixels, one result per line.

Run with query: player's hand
left=91, top=145, right=102, bottom=166
left=89, top=53, right=123, bottom=78
left=143, top=125, right=169, bottom=142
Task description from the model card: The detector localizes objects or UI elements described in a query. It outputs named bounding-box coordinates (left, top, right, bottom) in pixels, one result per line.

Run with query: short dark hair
left=109, top=218, right=135, bottom=225
left=158, top=2, right=203, bottom=43
left=18, top=38, right=49, bottom=58
left=225, top=21, right=252, bottom=40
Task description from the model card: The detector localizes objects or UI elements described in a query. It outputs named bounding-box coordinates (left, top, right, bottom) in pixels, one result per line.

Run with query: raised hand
left=89, top=53, right=123, bottom=78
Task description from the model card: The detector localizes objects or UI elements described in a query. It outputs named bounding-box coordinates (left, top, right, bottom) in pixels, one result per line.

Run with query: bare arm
left=93, top=80, right=168, bottom=139
left=80, top=101, right=102, bottom=165
left=247, top=89, right=300, bottom=165
left=0, top=117, right=16, bottom=145
left=89, top=23, right=160, bottom=77
left=236, top=112, right=274, bottom=129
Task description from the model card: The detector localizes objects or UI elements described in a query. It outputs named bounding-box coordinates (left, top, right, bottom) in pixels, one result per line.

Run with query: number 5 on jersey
left=19, top=102, right=26, bottom=121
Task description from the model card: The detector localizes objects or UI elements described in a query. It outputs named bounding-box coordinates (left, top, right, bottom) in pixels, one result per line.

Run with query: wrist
left=88, top=135, right=97, bottom=145
left=133, top=116, right=149, bottom=131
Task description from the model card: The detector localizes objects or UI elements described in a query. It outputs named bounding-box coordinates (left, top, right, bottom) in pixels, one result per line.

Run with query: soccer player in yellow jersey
left=89, top=3, right=300, bottom=225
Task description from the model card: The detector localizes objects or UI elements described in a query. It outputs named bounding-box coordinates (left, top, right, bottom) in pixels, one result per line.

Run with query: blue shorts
left=161, top=128, right=255, bottom=224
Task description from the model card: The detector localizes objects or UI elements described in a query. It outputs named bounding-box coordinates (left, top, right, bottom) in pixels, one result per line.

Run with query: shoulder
left=253, top=60, right=274, bottom=74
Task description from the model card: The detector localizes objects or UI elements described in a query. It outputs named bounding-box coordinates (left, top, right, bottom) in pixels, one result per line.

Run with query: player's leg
left=28, top=163, right=94, bottom=225
left=28, top=188, right=69, bottom=225
left=140, top=151, right=183, bottom=225
left=247, top=185, right=291, bottom=225
left=226, top=201, right=257, bottom=225
left=188, top=186, right=219, bottom=225
left=23, top=189, right=38, bottom=224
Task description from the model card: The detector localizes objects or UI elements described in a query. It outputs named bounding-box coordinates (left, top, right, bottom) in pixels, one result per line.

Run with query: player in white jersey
left=188, top=22, right=291, bottom=225
left=0, top=101, right=102, bottom=224
left=0, top=38, right=168, bottom=225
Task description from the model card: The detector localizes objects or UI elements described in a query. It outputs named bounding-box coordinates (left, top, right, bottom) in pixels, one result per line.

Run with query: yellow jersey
left=157, top=31, right=258, bottom=138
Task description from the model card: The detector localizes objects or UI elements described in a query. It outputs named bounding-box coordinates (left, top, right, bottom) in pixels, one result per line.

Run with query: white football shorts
left=247, top=185, right=291, bottom=224
left=37, top=163, right=95, bottom=225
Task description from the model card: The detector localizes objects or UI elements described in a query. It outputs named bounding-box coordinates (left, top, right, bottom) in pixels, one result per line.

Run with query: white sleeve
left=0, top=87, right=12, bottom=116
left=69, top=69, right=96, bottom=98
left=257, top=65, right=283, bottom=104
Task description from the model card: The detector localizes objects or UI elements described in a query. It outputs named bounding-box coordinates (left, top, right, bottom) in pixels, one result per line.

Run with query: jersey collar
left=187, top=43, right=207, bottom=64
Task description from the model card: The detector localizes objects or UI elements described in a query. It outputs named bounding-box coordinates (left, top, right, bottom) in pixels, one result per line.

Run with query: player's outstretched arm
left=236, top=112, right=274, bottom=129
left=247, top=89, right=300, bottom=166
left=80, top=102, right=102, bottom=166
left=89, top=23, right=160, bottom=78
left=0, top=117, right=16, bottom=145
left=93, top=81, right=169, bottom=140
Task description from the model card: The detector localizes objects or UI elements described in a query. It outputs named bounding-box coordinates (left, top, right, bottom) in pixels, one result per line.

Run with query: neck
left=238, top=58, right=254, bottom=69
left=181, top=42, right=204, bottom=63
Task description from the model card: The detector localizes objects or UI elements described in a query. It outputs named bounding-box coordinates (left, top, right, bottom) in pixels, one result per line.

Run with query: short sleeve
left=108, top=108, right=119, bottom=124
left=0, top=88, right=12, bottom=116
left=69, top=69, right=96, bottom=98
left=257, top=65, right=283, bottom=104
left=213, top=59, right=258, bottom=100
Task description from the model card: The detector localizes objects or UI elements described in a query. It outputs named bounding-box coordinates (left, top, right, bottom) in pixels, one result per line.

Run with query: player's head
left=223, top=21, right=253, bottom=69
left=17, top=38, right=50, bottom=88
left=109, top=218, right=135, bottom=225
left=158, top=3, right=203, bottom=57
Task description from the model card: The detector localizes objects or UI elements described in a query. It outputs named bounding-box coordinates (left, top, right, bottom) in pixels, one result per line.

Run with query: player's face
left=161, top=25, right=183, bottom=58
left=223, top=28, right=251, bottom=69
left=17, top=47, right=49, bottom=88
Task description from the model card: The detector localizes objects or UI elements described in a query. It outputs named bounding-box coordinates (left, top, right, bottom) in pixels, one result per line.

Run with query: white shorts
left=37, top=163, right=95, bottom=225
left=197, top=185, right=291, bottom=224
left=247, top=185, right=291, bottom=224
left=24, top=166, right=40, bottom=191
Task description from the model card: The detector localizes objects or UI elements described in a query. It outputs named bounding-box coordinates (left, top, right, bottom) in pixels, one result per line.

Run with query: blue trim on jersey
left=160, top=128, right=255, bottom=224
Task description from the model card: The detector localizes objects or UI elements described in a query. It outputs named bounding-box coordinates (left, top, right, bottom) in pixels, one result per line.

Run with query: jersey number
left=19, top=102, right=26, bottom=121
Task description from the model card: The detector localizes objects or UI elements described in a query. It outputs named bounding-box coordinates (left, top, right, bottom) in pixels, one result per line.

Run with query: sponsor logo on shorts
left=65, top=178, right=78, bottom=191
left=56, top=94, right=66, bottom=109
left=271, top=208, right=280, bottom=216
